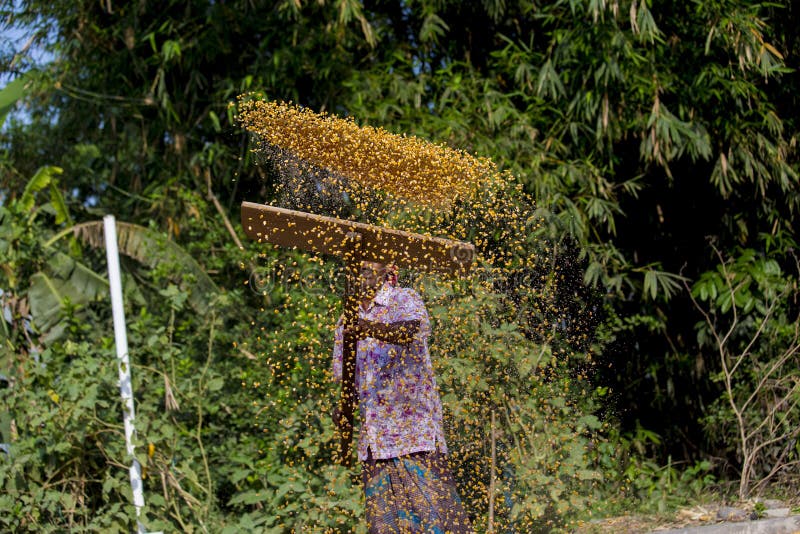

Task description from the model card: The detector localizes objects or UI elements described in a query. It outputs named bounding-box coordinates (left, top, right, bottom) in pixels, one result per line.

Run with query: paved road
left=654, top=516, right=800, bottom=534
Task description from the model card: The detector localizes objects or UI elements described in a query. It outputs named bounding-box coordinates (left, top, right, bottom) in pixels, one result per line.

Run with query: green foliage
left=339, top=1, right=799, bottom=457
left=18, top=166, right=67, bottom=222
left=54, top=220, right=221, bottom=314
left=0, top=322, right=133, bottom=532
left=590, top=423, right=716, bottom=516
left=430, top=287, right=603, bottom=532
left=2, top=0, right=800, bottom=528
left=27, top=252, right=107, bottom=342
left=0, top=72, right=32, bottom=128
left=691, top=244, right=800, bottom=499
left=1, top=182, right=365, bottom=531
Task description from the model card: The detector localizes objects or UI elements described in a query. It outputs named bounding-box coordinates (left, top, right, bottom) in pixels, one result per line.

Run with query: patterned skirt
left=362, top=450, right=473, bottom=534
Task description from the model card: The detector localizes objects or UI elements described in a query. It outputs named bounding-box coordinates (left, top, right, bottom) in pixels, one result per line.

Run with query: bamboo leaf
left=644, top=269, right=657, bottom=300
left=208, top=110, right=221, bottom=133
left=420, top=13, right=449, bottom=44
left=762, top=41, right=783, bottom=61
left=161, top=39, right=181, bottom=63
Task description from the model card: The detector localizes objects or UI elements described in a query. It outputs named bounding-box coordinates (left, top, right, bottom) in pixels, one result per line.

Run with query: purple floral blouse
left=333, top=283, right=448, bottom=461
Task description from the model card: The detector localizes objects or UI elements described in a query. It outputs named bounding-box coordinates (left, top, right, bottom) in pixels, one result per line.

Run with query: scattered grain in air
left=232, top=96, right=605, bottom=529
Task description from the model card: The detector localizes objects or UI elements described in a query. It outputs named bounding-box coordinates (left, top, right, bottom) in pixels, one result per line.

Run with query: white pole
left=104, top=215, right=146, bottom=534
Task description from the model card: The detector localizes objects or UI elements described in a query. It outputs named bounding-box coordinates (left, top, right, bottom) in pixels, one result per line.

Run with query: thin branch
left=742, top=339, right=799, bottom=414
left=204, top=168, right=245, bottom=250
left=714, top=246, right=741, bottom=352
left=58, top=83, right=156, bottom=106
left=748, top=424, right=800, bottom=492
left=730, top=291, right=782, bottom=378
left=747, top=379, right=800, bottom=444
left=8, top=34, right=35, bottom=70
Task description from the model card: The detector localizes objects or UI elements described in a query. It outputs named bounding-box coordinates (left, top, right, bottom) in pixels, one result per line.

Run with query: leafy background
left=1, top=0, right=799, bottom=532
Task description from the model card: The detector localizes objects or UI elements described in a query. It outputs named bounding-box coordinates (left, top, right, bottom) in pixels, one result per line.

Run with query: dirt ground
left=573, top=499, right=800, bottom=533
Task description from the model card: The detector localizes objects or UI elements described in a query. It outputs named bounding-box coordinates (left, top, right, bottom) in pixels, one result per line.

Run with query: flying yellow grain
left=237, top=98, right=500, bottom=208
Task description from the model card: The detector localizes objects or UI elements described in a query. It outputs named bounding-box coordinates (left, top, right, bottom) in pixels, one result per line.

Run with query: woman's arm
left=348, top=318, right=421, bottom=345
